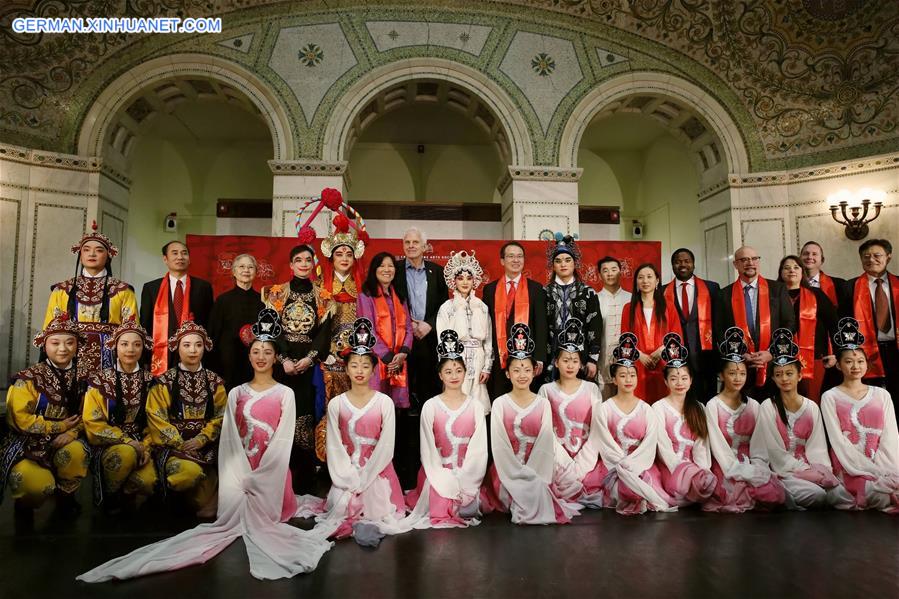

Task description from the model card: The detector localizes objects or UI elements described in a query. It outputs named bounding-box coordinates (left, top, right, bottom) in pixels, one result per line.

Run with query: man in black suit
left=665, top=248, right=720, bottom=402
left=140, top=240, right=214, bottom=375
left=482, top=241, right=548, bottom=397
left=719, top=245, right=795, bottom=398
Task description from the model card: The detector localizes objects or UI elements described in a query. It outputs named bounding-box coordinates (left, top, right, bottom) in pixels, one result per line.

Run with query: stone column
left=269, top=160, right=347, bottom=237
left=498, top=166, right=582, bottom=239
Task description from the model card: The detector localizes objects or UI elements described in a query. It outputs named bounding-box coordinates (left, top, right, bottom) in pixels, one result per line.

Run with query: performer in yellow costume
left=83, top=319, right=157, bottom=511
left=44, top=221, right=137, bottom=381
left=1, top=315, right=89, bottom=515
left=146, top=320, right=226, bottom=516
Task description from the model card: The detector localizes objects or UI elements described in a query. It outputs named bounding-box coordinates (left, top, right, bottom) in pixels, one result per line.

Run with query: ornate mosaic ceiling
left=0, top=0, right=897, bottom=171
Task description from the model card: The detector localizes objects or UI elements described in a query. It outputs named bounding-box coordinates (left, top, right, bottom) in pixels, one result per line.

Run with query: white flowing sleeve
left=705, top=401, right=739, bottom=474
left=874, top=390, right=899, bottom=477
left=481, top=305, right=494, bottom=373
left=751, top=400, right=808, bottom=475
left=418, top=398, right=462, bottom=500
left=804, top=400, right=833, bottom=470
left=526, top=400, right=558, bottom=484
left=325, top=396, right=361, bottom=492
left=458, top=402, right=489, bottom=502
left=572, top=384, right=603, bottom=479
left=652, top=401, right=681, bottom=473
left=820, top=390, right=879, bottom=478
left=436, top=301, right=452, bottom=337
left=594, top=402, right=625, bottom=467
left=357, top=393, right=398, bottom=492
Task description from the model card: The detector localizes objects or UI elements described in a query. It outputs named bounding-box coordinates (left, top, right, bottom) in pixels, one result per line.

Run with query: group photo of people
left=3, top=188, right=896, bottom=584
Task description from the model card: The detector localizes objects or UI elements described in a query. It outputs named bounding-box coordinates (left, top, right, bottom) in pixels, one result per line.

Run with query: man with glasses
left=842, top=239, right=898, bottom=407
left=482, top=241, right=548, bottom=397
left=720, top=246, right=795, bottom=398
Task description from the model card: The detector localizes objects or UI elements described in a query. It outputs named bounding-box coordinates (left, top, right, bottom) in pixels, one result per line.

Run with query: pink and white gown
left=751, top=396, right=843, bottom=509
left=78, top=383, right=332, bottom=582
left=539, top=380, right=605, bottom=506
left=297, top=391, right=407, bottom=539
left=652, top=399, right=716, bottom=507
left=703, top=396, right=785, bottom=513
left=480, top=394, right=583, bottom=524
left=821, top=386, right=899, bottom=513
left=594, top=398, right=674, bottom=515
left=404, top=395, right=488, bottom=528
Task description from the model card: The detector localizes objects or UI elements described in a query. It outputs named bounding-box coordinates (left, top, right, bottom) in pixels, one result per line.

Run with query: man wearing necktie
left=719, top=246, right=795, bottom=399
left=664, top=248, right=720, bottom=402
left=842, top=239, right=899, bottom=412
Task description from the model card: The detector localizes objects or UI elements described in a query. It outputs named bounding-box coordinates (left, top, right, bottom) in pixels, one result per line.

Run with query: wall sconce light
left=827, top=188, right=884, bottom=240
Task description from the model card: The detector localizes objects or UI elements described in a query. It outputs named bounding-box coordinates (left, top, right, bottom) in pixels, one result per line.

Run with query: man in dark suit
left=800, top=240, right=846, bottom=309
left=840, top=239, right=898, bottom=409
left=665, top=248, right=720, bottom=402
left=719, top=245, right=795, bottom=398
left=391, top=227, right=449, bottom=488
left=140, top=240, right=214, bottom=375
left=482, top=241, right=548, bottom=397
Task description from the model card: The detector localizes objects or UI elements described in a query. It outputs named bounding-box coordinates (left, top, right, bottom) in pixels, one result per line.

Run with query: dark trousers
left=395, top=407, right=420, bottom=490
left=407, top=335, right=439, bottom=408
left=691, top=350, right=719, bottom=403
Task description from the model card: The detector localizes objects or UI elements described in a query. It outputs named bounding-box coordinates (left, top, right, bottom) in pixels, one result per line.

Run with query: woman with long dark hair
left=620, top=263, right=683, bottom=403
left=777, top=254, right=838, bottom=402
left=703, top=327, right=785, bottom=512
left=651, top=333, right=716, bottom=507
left=752, top=328, right=843, bottom=509
left=357, top=251, right=414, bottom=408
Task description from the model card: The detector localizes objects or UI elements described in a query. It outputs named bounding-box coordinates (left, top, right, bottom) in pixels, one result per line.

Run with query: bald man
left=719, top=246, right=795, bottom=398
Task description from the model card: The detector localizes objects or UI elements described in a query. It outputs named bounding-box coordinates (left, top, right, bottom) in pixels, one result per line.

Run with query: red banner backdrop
left=185, top=235, right=661, bottom=298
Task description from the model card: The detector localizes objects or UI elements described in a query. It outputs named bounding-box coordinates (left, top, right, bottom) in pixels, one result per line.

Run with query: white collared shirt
left=807, top=273, right=820, bottom=288
left=168, top=273, right=188, bottom=300
left=676, top=276, right=696, bottom=314
left=81, top=268, right=108, bottom=278
left=504, top=274, right=522, bottom=293
left=740, top=278, right=758, bottom=320
left=598, top=286, right=631, bottom=382
left=335, top=271, right=350, bottom=283
left=868, top=273, right=895, bottom=341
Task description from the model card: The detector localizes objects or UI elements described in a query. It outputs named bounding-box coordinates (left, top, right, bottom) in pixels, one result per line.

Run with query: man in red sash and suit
left=800, top=240, right=846, bottom=395
left=719, top=245, right=795, bottom=399
left=139, top=241, right=214, bottom=376
left=482, top=241, right=548, bottom=397
left=841, top=239, right=898, bottom=411
left=665, top=248, right=720, bottom=402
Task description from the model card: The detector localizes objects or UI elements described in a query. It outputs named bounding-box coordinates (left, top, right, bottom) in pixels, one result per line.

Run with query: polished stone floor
left=2, top=488, right=897, bottom=599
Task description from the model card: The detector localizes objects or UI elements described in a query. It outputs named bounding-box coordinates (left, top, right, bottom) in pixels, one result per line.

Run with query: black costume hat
left=347, top=318, right=377, bottom=356
left=769, top=328, right=800, bottom=366
left=719, top=327, right=749, bottom=363
left=612, top=332, right=641, bottom=367
left=437, top=329, right=466, bottom=361
left=507, top=322, right=536, bottom=361
left=832, top=317, right=865, bottom=351
left=661, top=332, right=689, bottom=369
left=556, top=318, right=585, bottom=354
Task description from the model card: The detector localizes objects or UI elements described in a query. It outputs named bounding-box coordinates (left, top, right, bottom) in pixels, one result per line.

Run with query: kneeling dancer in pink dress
left=652, top=333, right=716, bottom=507
left=751, top=328, right=844, bottom=509
left=405, top=330, right=488, bottom=528
left=703, top=327, right=785, bottom=513
left=296, top=318, right=408, bottom=545
left=480, top=323, right=583, bottom=524
left=77, top=309, right=332, bottom=582
left=594, top=333, right=675, bottom=515
left=821, top=318, right=899, bottom=513
left=538, top=318, right=604, bottom=507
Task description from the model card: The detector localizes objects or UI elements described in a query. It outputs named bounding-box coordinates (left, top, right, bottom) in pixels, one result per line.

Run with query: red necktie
left=681, top=282, right=690, bottom=320
left=506, top=280, right=517, bottom=320
left=174, top=279, right=185, bottom=324
left=875, top=278, right=890, bottom=334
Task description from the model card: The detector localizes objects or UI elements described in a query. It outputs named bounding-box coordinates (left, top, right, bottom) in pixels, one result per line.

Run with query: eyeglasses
left=862, top=253, right=887, bottom=260
left=503, top=254, right=525, bottom=261
left=736, top=256, right=761, bottom=264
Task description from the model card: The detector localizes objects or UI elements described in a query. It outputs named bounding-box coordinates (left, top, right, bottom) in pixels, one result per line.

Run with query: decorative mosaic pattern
left=0, top=0, right=896, bottom=170
left=366, top=21, right=492, bottom=56
left=268, top=23, right=358, bottom=124
left=500, top=31, right=583, bottom=133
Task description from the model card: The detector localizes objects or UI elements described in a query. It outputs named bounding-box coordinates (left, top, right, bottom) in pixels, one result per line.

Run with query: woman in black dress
left=207, top=254, right=265, bottom=391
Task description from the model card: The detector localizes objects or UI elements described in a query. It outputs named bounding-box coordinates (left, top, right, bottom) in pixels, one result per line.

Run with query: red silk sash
left=819, top=273, right=838, bottom=306
left=853, top=273, right=899, bottom=378
left=495, top=278, right=529, bottom=368
left=374, top=288, right=407, bottom=388
left=151, top=275, right=191, bottom=376
left=731, top=278, right=771, bottom=386
left=621, top=299, right=683, bottom=355
left=664, top=278, right=713, bottom=350
left=797, top=287, right=816, bottom=381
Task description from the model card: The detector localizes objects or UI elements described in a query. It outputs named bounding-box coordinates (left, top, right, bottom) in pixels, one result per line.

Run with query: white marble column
left=269, top=160, right=347, bottom=237
left=499, top=166, right=582, bottom=239
left=0, top=143, right=129, bottom=378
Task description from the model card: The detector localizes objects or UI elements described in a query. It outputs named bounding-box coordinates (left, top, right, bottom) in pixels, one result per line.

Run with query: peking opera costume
left=295, top=188, right=370, bottom=461
left=77, top=310, right=333, bottom=582
left=44, top=222, right=138, bottom=381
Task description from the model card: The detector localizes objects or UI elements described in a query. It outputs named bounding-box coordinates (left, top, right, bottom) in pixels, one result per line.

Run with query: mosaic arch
left=322, top=58, right=534, bottom=167
left=558, top=72, right=751, bottom=174
left=77, top=54, right=292, bottom=161
left=1, top=1, right=897, bottom=170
